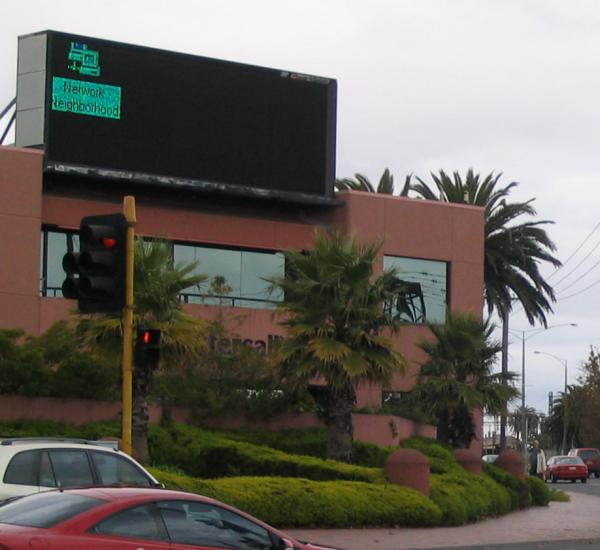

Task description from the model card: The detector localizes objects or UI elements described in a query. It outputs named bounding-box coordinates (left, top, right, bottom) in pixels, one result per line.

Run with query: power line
left=547, top=219, right=600, bottom=281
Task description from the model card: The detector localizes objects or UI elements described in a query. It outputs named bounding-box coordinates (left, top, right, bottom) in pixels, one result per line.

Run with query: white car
left=0, top=438, right=161, bottom=501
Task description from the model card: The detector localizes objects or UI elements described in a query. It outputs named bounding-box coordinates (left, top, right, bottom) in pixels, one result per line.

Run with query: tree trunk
left=132, top=364, right=152, bottom=464
left=499, top=306, right=509, bottom=450
left=324, top=387, right=355, bottom=463
left=436, top=409, right=450, bottom=445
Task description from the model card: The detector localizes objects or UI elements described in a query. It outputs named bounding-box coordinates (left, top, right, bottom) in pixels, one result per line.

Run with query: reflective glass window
left=0, top=492, right=103, bottom=528
left=40, top=230, right=79, bottom=297
left=383, top=256, right=448, bottom=324
left=157, top=500, right=272, bottom=549
left=48, top=450, right=94, bottom=488
left=174, top=244, right=284, bottom=308
left=90, top=504, right=167, bottom=541
left=90, top=451, right=152, bottom=486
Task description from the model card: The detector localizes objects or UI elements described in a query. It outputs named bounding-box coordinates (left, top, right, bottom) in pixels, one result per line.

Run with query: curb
left=410, top=538, right=600, bottom=550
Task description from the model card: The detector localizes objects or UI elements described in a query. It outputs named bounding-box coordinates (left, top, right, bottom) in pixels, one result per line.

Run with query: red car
left=568, top=448, right=600, bottom=478
left=0, top=487, right=340, bottom=550
left=545, top=455, right=588, bottom=483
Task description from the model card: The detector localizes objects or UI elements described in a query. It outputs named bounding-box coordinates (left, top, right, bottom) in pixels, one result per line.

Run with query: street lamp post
left=534, top=350, right=568, bottom=454
left=508, top=323, right=577, bottom=460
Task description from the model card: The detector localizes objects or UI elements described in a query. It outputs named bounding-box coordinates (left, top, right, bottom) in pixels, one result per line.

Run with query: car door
left=156, top=500, right=275, bottom=550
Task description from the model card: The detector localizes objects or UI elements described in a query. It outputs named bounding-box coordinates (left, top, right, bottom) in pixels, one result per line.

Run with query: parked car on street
left=545, top=455, right=588, bottom=483
left=0, top=438, right=161, bottom=501
left=568, top=448, right=600, bottom=478
left=0, top=486, right=339, bottom=549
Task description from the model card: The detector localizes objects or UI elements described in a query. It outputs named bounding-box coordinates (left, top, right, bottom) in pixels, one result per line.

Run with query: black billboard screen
left=42, top=32, right=337, bottom=202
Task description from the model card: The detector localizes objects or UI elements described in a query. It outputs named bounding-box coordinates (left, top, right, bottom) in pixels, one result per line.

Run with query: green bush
left=399, top=437, right=460, bottom=474
left=151, top=468, right=442, bottom=528
left=526, top=476, right=550, bottom=506
left=212, top=427, right=327, bottom=458
left=149, top=424, right=384, bottom=482
left=483, top=462, right=531, bottom=509
left=429, top=471, right=512, bottom=525
left=215, top=427, right=394, bottom=467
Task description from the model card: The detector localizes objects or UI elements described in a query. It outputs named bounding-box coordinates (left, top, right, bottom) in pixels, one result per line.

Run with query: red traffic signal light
left=62, top=213, right=127, bottom=314
left=135, top=328, right=162, bottom=370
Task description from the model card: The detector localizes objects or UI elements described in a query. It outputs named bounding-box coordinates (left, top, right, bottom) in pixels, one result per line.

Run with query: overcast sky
left=2, top=0, right=600, bottom=415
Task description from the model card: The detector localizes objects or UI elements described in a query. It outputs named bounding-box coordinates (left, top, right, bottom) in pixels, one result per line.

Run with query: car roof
left=0, top=438, right=119, bottom=450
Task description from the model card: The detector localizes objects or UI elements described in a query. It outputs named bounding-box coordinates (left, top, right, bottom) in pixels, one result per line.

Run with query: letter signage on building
left=16, top=31, right=337, bottom=205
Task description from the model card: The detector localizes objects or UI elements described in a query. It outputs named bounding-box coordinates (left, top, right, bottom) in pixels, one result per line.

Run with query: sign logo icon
left=67, top=42, right=100, bottom=77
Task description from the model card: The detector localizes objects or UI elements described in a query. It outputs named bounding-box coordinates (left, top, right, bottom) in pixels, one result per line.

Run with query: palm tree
left=508, top=406, right=541, bottom=444
left=266, top=231, right=407, bottom=462
left=411, top=312, right=518, bottom=448
left=335, top=168, right=412, bottom=195
left=409, top=169, right=561, bottom=448
left=79, top=239, right=209, bottom=463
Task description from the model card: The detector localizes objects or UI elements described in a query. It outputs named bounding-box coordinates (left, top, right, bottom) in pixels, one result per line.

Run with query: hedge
left=526, top=475, right=551, bottom=506
left=483, top=462, right=531, bottom=509
left=430, top=472, right=512, bottom=525
left=149, top=424, right=384, bottom=482
left=215, top=426, right=394, bottom=467
left=151, top=468, right=443, bottom=528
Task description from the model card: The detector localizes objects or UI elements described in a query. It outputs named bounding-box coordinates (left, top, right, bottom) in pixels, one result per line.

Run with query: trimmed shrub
left=149, top=425, right=384, bottom=482
left=430, top=471, right=512, bottom=525
left=400, top=437, right=458, bottom=474
left=151, top=468, right=442, bottom=528
left=215, top=427, right=395, bottom=467
left=526, top=475, right=551, bottom=506
left=483, top=462, right=531, bottom=509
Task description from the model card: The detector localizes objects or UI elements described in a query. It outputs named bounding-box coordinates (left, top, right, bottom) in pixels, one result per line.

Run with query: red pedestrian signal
left=135, top=328, right=162, bottom=370
left=62, top=213, right=127, bottom=314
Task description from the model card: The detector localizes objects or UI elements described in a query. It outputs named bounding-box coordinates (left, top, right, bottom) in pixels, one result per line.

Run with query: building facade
left=0, top=145, right=485, bottom=446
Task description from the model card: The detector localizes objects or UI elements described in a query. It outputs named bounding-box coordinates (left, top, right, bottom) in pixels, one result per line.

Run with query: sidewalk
left=287, top=492, right=600, bottom=550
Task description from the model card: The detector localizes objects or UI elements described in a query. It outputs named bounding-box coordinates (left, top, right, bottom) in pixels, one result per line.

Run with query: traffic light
left=62, top=213, right=127, bottom=314
left=135, top=328, right=162, bottom=369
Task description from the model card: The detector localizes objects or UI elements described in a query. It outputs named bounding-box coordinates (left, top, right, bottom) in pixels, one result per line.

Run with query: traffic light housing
left=62, top=213, right=127, bottom=314
left=135, top=328, right=162, bottom=370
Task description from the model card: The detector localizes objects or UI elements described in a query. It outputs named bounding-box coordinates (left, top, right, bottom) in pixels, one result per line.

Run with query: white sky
left=2, top=0, right=600, bottom=414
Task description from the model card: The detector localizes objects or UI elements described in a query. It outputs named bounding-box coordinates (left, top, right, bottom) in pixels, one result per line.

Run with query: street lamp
left=508, top=323, right=577, bottom=458
left=534, top=350, right=568, bottom=454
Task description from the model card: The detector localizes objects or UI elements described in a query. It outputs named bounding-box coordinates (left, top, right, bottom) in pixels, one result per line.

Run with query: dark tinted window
left=157, top=500, right=272, bottom=549
left=580, top=450, right=600, bottom=461
left=0, top=492, right=103, bottom=527
left=49, top=450, right=94, bottom=487
left=39, top=451, right=56, bottom=487
left=91, top=451, right=151, bottom=486
left=3, top=450, right=39, bottom=486
left=90, top=504, right=167, bottom=541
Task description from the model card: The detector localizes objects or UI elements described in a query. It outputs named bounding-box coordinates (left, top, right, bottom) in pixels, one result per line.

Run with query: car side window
left=48, top=450, right=94, bottom=488
left=3, top=450, right=39, bottom=486
left=39, top=451, right=57, bottom=487
left=90, top=504, right=168, bottom=541
left=581, top=450, right=599, bottom=461
left=90, top=451, right=152, bottom=487
left=157, top=500, right=273, bottom=550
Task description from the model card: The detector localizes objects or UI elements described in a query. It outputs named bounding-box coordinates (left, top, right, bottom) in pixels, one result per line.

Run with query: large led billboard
left=16, top=31, right=337, bottom=204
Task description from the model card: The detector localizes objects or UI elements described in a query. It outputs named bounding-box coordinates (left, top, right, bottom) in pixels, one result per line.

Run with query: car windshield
left=0, top=491, right=104, bottom=528
left=555, top=457, right=583, bottom=465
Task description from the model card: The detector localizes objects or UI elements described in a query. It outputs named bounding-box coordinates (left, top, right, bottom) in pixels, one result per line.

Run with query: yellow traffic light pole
left=121, top=196, right=136, bottom=456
